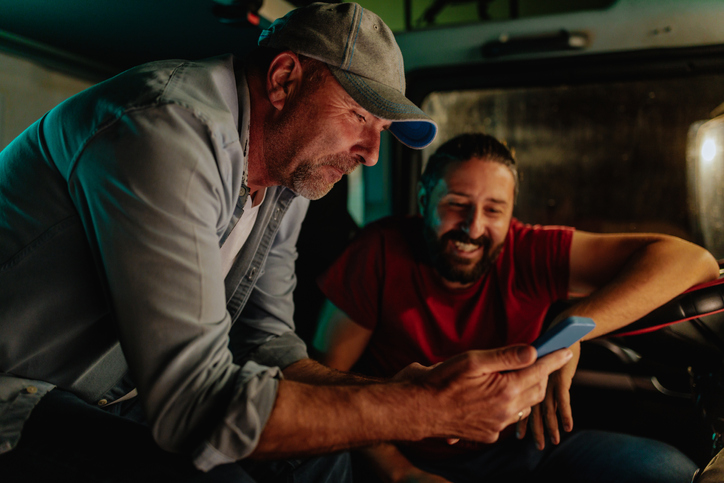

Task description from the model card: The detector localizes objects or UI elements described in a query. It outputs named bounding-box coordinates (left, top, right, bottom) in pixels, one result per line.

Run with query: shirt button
left=97, top=399, right=108, bottom=407
left=247, top=266, right=257, bottom=281
left=25, top=386, right=38, bottom=394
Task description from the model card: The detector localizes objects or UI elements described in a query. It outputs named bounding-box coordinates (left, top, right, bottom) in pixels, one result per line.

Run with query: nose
left=352, top=124, right=383, bottom=167
left=463, top=206, right=486, bottom=240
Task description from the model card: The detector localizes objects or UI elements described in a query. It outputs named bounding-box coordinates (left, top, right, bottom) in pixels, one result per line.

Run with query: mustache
left=441, top=230, right=492, bottom=249
left=320, top=154, right=360, bottom=176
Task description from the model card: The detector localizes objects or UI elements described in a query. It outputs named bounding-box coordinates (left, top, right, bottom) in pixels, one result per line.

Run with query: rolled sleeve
left=67, top=104, right=261, bottom=458
left=247, top=331, right=309, bottom=370
left=192, top=360, right=282, bottom=471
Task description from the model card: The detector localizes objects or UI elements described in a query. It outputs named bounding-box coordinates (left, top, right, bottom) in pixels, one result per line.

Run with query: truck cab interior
left=2, top=0, right=724, bottom=472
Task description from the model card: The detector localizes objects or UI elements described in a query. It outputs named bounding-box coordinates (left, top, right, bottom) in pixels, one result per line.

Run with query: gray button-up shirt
left=0, top=54, right=309, bottom=470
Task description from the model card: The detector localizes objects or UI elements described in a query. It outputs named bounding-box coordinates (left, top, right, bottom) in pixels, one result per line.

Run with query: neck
left=437, top=273, right=477, bottom=290
left=249, top=187, right=266, bottom=207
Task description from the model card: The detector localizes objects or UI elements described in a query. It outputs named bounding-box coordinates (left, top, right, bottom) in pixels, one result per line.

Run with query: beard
left=423, top=225, right=504, bottom=285
left=263, top=97, right=360, bottom=200
left=287, top=153, right=359, bottom=200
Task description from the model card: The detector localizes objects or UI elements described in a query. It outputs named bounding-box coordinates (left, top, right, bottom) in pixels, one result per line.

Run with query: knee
left=556, top=430, right=697, bottom=483
left=589, top=431, right=698, bottom=483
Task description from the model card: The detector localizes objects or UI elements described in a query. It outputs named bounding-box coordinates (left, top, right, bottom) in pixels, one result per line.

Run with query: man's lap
left=405, top=430, right=698, bottom=483
left=0, top=388, right=350, bottom=483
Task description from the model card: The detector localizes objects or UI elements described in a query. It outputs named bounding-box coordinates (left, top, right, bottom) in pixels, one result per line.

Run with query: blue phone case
left=532, top=316, right=595, bottom=358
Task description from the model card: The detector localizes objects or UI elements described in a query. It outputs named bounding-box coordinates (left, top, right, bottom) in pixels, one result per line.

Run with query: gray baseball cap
left=258, top=2, right=437, bottom=149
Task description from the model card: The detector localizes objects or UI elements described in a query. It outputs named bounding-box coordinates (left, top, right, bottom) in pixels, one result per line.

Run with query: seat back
left=611, top=271, right=724, bottom=337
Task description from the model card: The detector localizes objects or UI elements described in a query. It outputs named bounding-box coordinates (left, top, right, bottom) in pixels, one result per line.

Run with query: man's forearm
left=250, top=345, right=573, bottom=459
left=250, top=377, right=427, bottom=458
left=566, top=234, right=719, bottom=339
left=283, top=357, right=383, bottom=385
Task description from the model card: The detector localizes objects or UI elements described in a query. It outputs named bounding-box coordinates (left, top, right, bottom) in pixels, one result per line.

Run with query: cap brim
left=328, top=66, right=437, bottom=149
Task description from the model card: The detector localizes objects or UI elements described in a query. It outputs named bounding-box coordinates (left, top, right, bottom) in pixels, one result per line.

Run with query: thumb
left=433, top=345, right=537, bottom=380
left=476, top=345, right=537, bottom=374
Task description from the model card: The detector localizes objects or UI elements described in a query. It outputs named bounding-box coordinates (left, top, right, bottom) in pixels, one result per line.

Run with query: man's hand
left=393, top=362, right=441, bottom=382
left=517, top=342, right=581, bottom=448
left=418, top=345, right=573, bottom=444
left=253, top=344, right=571, bottom=458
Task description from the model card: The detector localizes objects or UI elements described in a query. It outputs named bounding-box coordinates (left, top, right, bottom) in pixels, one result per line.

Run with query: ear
left=266, top=51, right=303, bottom=112
left=417, top=181, right=427, bottom=216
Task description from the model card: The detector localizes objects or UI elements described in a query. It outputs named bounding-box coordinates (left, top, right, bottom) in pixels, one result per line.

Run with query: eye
left=354, top=112, right=366, bottom=123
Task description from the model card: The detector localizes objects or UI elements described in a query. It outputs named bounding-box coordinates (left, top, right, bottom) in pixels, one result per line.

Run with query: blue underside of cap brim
left=390, top=120, right=438, bottom=149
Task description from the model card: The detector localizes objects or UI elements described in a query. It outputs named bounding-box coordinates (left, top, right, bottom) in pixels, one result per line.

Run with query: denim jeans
left=402, top=430, right=698, bottom=483
left=0, top=389, right=351, bottom=483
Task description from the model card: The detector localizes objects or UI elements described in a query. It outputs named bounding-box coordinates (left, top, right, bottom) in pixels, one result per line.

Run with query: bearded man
left=315, top=132, right=718, bottom=483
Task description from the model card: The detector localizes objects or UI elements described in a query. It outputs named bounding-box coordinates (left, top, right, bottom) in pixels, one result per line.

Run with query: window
left=421, top=74, right=724, bottom=257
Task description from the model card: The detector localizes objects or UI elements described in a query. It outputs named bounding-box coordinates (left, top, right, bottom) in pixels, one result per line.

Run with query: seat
left=611, top=266, right=724, bottom=337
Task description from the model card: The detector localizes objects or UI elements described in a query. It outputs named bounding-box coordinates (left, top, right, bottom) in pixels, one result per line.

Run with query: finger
left=543, top=386, right=560, bottom=445
left=468, top=345, right=538, bottom=374
left=512, top=364, right=556, bottom=412
left=516, top=415, right=528, bottom=439
left=432, top=345, right=538, bottom=380
left=512, top=349, right=572, bottom=388
left=515, top=404, right=532, bottom=439
left=556, top=382, right=574, bottom=433
left=530, top=404, right=545, bottom=450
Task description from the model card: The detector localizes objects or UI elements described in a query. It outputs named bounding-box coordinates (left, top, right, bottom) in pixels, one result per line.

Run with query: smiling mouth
left=453, top=240, right=481, bottom=253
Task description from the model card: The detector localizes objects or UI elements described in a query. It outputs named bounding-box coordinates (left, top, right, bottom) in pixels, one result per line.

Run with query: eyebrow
left=445, top=191, right=509, bottom=205
left=364, top=109, right=392, bottom=131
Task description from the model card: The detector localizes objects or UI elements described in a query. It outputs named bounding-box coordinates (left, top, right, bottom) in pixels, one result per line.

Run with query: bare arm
left=522, top=230, right=718, bottom=448
left=564, top=231, right=719, bottom=338
left=250, top=345, right=573, bottom=459
left=282, top=357, right=381, bottom=385
left=312, top=303, right=452, bottom=481
left=314, top=303, right=439, bottom=480
left=313, top=300, right=373, bottom=371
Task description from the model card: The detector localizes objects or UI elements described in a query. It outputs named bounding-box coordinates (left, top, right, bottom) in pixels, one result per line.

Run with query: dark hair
left=420, top=132, right=519, bottom=201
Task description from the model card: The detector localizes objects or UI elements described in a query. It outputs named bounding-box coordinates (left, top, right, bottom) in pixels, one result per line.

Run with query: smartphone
left=532, top=316, right=596, bottom=358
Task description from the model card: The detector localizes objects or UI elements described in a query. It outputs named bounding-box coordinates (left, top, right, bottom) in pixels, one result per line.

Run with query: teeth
left=454, top=241, right=479, bottom=252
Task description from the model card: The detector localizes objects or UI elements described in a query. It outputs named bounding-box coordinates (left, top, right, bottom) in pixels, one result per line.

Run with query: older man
left=316, top=132, right=719, bottom=482
left=0, top=4, right=571, bottom=483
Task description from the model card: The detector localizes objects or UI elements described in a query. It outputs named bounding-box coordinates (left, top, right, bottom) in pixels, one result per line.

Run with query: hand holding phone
left=532, top=316, right=595, bottom=358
